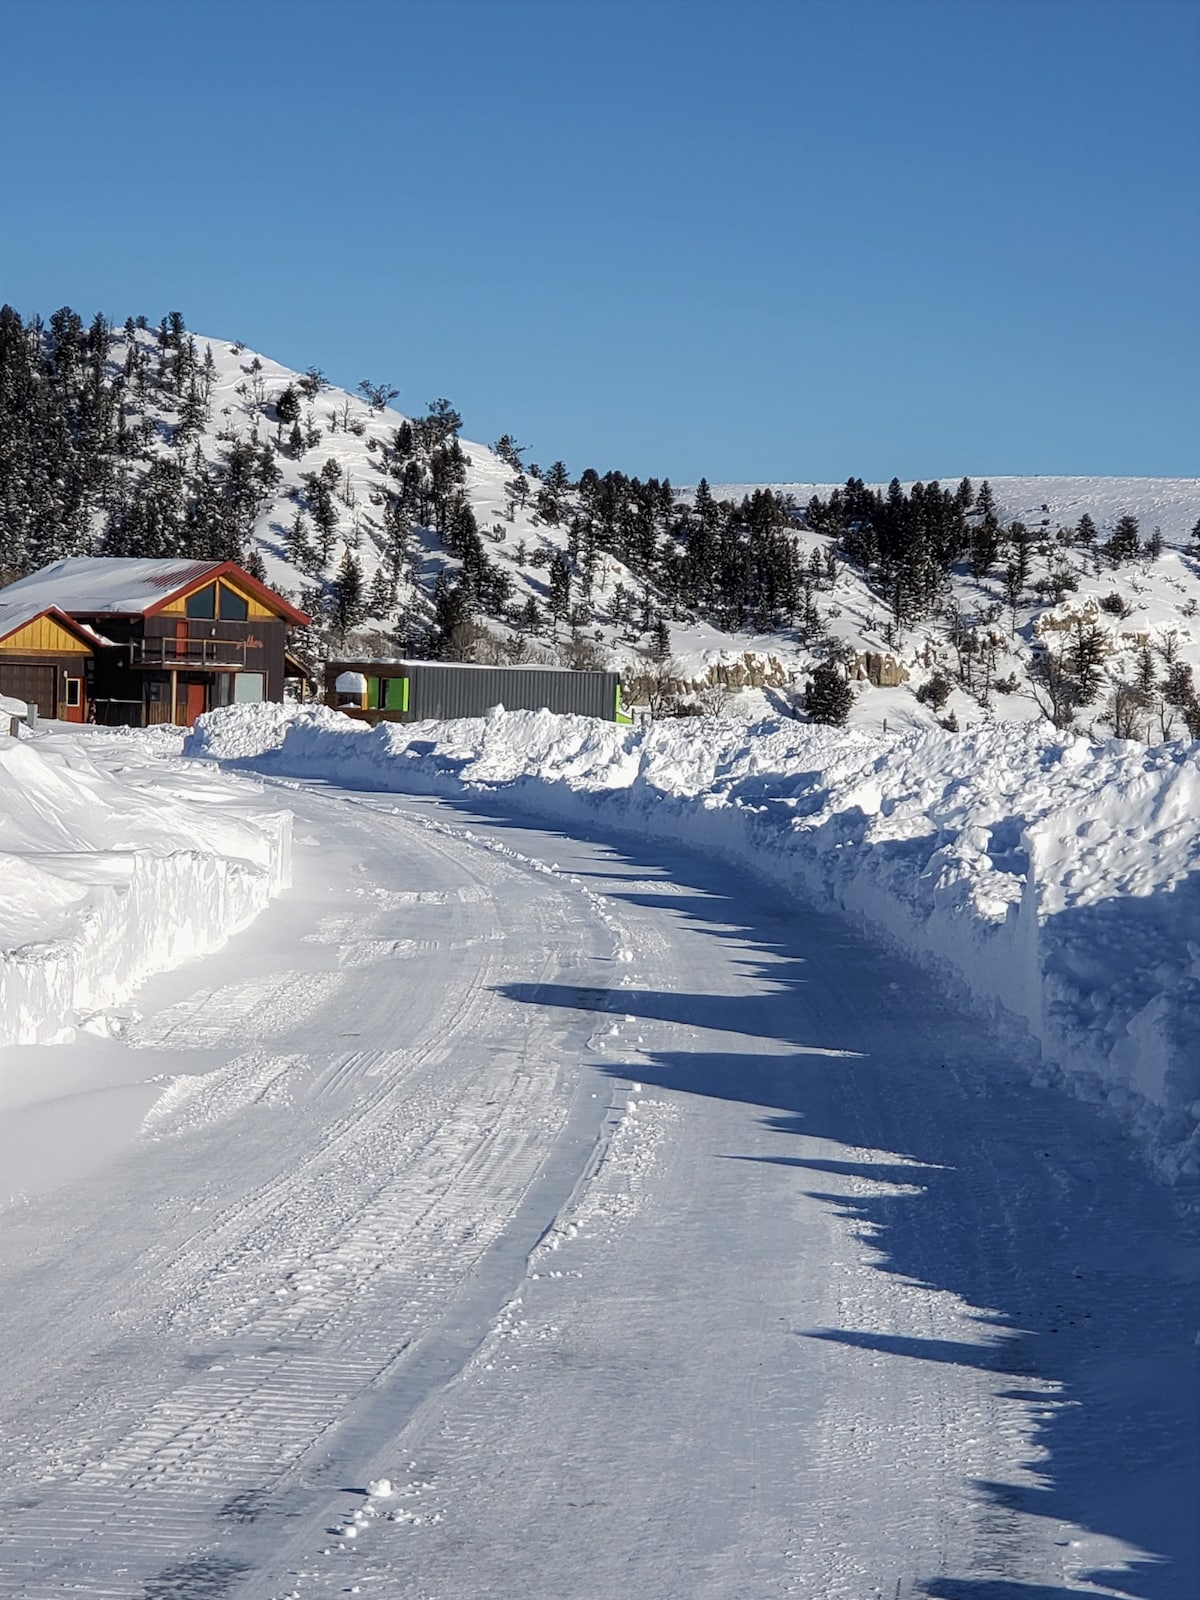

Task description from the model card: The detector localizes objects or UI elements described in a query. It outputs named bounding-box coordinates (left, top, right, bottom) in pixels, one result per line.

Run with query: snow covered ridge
left=706, top=475, right=1200, bottom=543
left=0, top=731, right=291, bottom=1044
left=189, top=702, right=1200, bottom=1181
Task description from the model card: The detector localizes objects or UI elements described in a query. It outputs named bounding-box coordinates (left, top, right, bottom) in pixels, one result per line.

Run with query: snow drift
left=0, top=730, right=291, bottom=1044
left=188, top=703, right=1200, bottom=1181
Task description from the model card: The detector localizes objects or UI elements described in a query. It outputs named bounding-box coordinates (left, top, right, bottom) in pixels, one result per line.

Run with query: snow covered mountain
left=154, top=331, right=1200, bottom=735
left=5, top=312, right=1196, bottom=734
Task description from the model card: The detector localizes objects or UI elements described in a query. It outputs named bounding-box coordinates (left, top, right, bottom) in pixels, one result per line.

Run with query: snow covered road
left=0, top=777, right=1196, bottom=1599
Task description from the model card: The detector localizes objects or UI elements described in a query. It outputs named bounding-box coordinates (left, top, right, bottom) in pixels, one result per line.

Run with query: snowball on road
left=0, top=708, right=1195, bottom=1600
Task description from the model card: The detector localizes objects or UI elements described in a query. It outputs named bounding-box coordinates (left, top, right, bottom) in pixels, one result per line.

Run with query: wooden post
left=171, top=668, right=179, bottom=725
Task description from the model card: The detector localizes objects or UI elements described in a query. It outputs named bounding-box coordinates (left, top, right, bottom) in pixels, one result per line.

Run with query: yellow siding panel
left=161, top=594, right=189, bottom=616
left=0, top=615, right=91, bottom=654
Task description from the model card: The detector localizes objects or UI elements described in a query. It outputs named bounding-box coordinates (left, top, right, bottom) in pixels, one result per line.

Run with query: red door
left=184, top=680, right=208, bottom=727
left=62, top=675, right=85, bottom=723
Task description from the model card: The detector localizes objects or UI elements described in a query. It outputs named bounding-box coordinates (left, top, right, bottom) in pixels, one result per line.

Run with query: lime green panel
left=385, top=675, right=407, bottom=711
left=367, top=676, right=382, bottom=710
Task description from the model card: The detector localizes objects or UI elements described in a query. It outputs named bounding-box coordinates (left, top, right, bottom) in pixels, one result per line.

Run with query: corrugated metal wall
left=405, top=665, right=618, bottom=721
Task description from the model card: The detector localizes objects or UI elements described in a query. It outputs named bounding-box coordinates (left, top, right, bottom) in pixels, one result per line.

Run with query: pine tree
left=493, top=434, right=526, bottom=470
left=243, top=547, right=268, bottom=583
left=537, top=461, right=572, bottom=525
left=505, top=472, right=529, bottom=518
left=302, top=458, right=341, bottom=564
left=332, top=546, right=365, bottom=639
left=413, top=398, right=462, bottom=453
left=357, top=378, right=399, bottom=412
left=804, top=660, right=852, bottom=726
left=175, top=380, right=208, bottom=442
left=366, top=565, right=396, bottom=619
left=286, top=508, right=313, bottom=571
left=515, top=595, right=542, bottom=637
left=547, top=551, right=571, bottom=632
left=432, top=573, right=473, bottom=658
left=274, top=384, right=301, bottom=442
left=1104, top=515, right=1141, bottom=565
left=1064, top=617, right=1108, bottom=704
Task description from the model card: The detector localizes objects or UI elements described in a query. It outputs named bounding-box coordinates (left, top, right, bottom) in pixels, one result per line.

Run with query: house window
left=185, top=584, right=217, bottom=619
left=65, top=677, right=82, bottom=707
left=218, top=586, right=249, bottom=622
left=234, top=672, right=265, bottom=703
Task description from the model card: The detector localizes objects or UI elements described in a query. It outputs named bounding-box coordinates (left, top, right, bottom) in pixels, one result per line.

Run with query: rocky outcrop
left=849, top=651, right=908, bottom=687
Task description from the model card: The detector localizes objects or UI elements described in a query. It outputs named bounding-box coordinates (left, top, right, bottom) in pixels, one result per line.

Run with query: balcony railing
left=132, top=637, right=248, bottom=669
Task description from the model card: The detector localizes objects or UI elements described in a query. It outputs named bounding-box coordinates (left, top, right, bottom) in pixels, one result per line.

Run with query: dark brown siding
left=84, top=615, right=290, bottom=723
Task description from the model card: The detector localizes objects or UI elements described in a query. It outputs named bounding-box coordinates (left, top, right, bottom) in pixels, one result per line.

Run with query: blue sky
left=1, top=0, right=1195, bottom=483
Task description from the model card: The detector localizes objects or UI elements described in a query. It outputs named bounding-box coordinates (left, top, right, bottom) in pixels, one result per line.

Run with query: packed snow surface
left=1, top=716, right=1195, bottom=1597
left=0, top=724, right=291, bottom=1043
left=191, top=703, right=1200, bottom=1179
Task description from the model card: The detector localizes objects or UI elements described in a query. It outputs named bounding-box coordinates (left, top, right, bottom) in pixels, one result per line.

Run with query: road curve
left=0, top=780, right=1194, bottom=1600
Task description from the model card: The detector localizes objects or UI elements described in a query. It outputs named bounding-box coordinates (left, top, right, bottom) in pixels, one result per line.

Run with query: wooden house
left=0, top=602, right=100, bottom=722
left=0, top=558, right=309, bottom=727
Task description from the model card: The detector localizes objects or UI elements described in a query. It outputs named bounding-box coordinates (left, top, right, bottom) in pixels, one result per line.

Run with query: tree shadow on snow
left=455, top=800, right=1199, bottom=1600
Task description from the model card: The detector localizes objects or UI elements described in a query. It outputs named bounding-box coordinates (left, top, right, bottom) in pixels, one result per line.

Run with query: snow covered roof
left=0, top=557, right=308, bottom=624
left=0, top=596, right=103, bottom=651
left=0, top=557, right=221, bottom=615
left=327, top=658, right=612, bottom=674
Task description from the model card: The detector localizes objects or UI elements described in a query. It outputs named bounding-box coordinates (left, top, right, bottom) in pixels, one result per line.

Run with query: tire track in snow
left=261, top=818, right=1157, bottom=1600
left=0, top=792, right=645, bottom=1598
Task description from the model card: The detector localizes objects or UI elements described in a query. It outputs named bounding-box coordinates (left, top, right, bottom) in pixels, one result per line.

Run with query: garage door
left=0, top=662, right=56, bottom=717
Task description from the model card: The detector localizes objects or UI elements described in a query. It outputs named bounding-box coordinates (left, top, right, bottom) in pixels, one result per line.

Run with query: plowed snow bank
left=188, top=704, right=1200, bottom=1180
left=0, top=731, right=291, bottom=1043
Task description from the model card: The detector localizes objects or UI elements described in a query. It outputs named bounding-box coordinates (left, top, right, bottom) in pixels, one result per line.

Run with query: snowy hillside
left=88, top=323, right=1200, bottom=733
left=190, top=701, right=1200, bottom=1185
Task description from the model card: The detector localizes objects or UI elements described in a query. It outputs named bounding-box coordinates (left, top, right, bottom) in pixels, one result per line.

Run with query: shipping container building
left=325, top=659, right=630, bottom=724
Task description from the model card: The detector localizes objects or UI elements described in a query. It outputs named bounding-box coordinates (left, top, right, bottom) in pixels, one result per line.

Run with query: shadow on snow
left=245, top=776, right=1198, bottom=1599
left=455, top=801, right=1198, bottom=1600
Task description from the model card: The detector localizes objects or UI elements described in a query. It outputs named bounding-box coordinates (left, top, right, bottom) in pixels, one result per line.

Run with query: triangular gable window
left=218, top=586, right=248, bottom=621
left=185, top=584, right=216, bottom=619
left=183, top=582, right=250, bottom=621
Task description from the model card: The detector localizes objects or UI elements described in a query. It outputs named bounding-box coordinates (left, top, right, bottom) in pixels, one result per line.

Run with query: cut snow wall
left=186, top=704, right=1200, bottom=1181
left=0, top=736, right=291, bottom=1045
